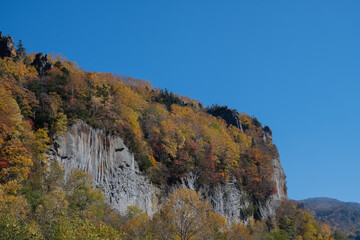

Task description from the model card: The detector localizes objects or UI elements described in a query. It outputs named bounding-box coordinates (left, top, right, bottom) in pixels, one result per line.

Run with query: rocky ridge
left=0, top=32, right=52, bottom=76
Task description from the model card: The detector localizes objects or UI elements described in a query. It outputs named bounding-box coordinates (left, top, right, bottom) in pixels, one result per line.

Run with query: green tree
left=16, top=40, right=26, bottom=62
left=65, top=169, right=105, bottom=218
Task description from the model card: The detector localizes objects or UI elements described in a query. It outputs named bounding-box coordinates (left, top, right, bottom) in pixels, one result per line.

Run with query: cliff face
left=178, top=155, right=287, bottom=222
left=258, top=156, right=287, bottom=219
left=178, top=173, right=251, bottom=222
left=0, top=32, right=16, bottom=58
left=52, top=121, right=287, bottom=221
left=51, top=121, right=158, bottom=216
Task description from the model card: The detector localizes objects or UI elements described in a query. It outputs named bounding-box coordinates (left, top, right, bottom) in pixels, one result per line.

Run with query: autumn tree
left=152, top=188, right=225, bottom=240
left=65, top=169, right=105, bottom=219
left=227, top=222, right=254, bottom=240
left=121, top=205, right=152, bottom=240
left=0, top=83, right=33, bottom=182
left=49, top=217, right=124, bottom=240
left=0, top=180, right=43, bottom=239
left=274, top=200, right=335, bottom=240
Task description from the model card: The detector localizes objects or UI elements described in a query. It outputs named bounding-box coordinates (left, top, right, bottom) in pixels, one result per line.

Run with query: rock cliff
left=52, top=121, right=287, bottom=221
left=207, top=106, right=244, bottom=132
left=51, top=121, right=158, bottom=216
left=32, top=53, right=52, bottom=76
left=0, top=32, right=16, bottom=58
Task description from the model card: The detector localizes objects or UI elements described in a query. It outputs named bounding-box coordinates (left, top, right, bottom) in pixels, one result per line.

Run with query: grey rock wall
left=258, top=156, right=287, bottom=219
left=178, top=173, right=251, bottom=223
left=52, top=121, right=287, bottom=221
left=52, top=121, right=158, bottom=216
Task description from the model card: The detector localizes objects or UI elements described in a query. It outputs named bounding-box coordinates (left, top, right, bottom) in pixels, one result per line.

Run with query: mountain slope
left=0, top=31, right=287, bottom=222
left=301, top=197, right=360, bottom=212
left=297, top=198, right=360, bottom=237
left=0, top=31, right=339, bottom=239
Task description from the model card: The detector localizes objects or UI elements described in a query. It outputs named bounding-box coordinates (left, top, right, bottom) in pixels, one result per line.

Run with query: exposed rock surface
left=52, top=121, right=287, bottom=221
left=262, top=126, right=273, bottom=143
left=32, top=53, right=52, bottom=76
left=0, top=32, right=16, bottom=58
left=51, top=121, right=158, bottom=216
left=178, top=173, right=251, bottom=222
left=178, top=155, right=287, bottom=222
left=207, top=106, right=243, bottom=132
left=258, top=156, right=287, bottom=218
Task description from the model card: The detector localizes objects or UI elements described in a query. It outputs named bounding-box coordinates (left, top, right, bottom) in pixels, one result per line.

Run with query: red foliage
left=27, top=118, right=35, bottom=129
left=212, top=170, right=228, bottom=183
left=151, top=134, right=163, bottom=156
left=0, top=160, right=8, bottom=170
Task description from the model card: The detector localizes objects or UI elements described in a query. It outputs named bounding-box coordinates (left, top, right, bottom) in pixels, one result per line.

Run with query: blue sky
left=1, top=0, right=360, bottom=202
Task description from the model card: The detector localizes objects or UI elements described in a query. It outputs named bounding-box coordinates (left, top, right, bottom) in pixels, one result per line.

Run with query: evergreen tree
left=16, top=40, right=25, bottom=61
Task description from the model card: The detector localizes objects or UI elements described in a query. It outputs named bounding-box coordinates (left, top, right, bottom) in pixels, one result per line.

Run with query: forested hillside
left=0, top=32, right=347, bottom=239
left=297, top=198, right=360, bottom=239
left=0, top=33, right=280, bottom=204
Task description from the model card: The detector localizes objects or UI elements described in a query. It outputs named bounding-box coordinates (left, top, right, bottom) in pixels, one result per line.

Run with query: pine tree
left=16, top=40, right=25, bottom=61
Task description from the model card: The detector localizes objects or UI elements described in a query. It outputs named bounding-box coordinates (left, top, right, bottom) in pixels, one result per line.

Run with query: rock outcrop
left=52, top=121, right=287, bottom=221
left=262, top=126, right=273, bottom=143
left=207, top=106, right=243, bottom=132
left=32, top=53, right=52, bottom=76
left=258, top=156, right=287, bottom=218
left=51, top=121, right=158, bottom=216
left=0, top=32, right=16, bottom=58
left=179, top=155, right=287, bottom=222
left=178, top=173, right=251, bottom=222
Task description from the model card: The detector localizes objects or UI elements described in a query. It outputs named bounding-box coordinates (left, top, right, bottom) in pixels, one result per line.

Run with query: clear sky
left=1, top=0, right=359, bottom=202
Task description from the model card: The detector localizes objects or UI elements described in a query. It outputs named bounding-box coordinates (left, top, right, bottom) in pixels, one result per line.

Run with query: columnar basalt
left=52, top=121, right=158, bottom=216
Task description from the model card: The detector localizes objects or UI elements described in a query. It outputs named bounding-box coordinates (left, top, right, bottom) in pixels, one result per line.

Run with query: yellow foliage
left=0, top=83, right=23, bottom=142
left=155, top=188, right=215, bottom=240
left=149, top=155, right=157, bottom=166
left=53, top=112, right=68, bottom=136
left=0, top=83, right=34, bottom=181
left=32, top=128, right=50, bottom=163
left=227, top=222, right=254, bottom=240
left=238, top=113, right=252, bottom=127
left=121, top=213, right=151, bottom=240
left=35, top=189, right=69, bottom=225
left=0, top=57, right=37, bottom=81
left=113, top=81, right=146, bottom=111
left=0, top=181, right=29, bottom=219
left=1, top=141, right=33, bottom=180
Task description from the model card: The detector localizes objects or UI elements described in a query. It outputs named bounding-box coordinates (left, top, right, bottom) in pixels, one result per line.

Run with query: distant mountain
left=296, top=197, right=360, bottom=238
left=300, top=197, right=360, bottom=211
